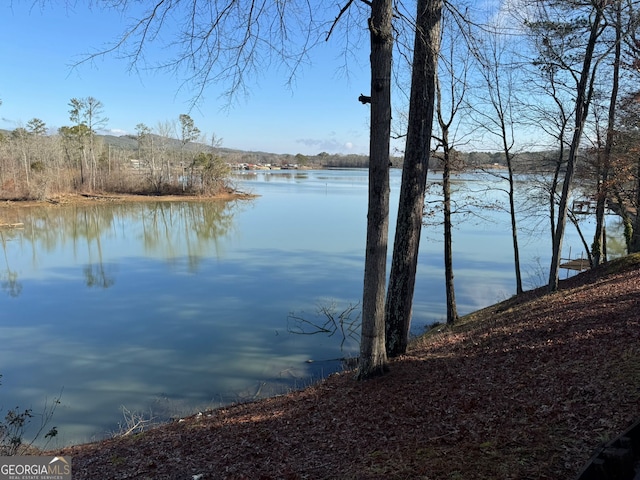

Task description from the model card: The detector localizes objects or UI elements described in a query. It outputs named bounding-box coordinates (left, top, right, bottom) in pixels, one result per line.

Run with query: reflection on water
left=0, top=169, right=623, bottom=447
left=1, top=200, right=241, bottom=294
left=1, top=201, right=252, bottom=309
left=1, top=196, right=363, bottom=447
left=0, top=235, right=21, bottom=297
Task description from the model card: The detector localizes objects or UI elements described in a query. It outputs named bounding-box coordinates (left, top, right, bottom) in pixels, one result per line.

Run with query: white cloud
left=295, top=137, right=366, bottom=155
left=103, top=128, right=129, bottom=136
left=296, top=137, right=346, bottom=154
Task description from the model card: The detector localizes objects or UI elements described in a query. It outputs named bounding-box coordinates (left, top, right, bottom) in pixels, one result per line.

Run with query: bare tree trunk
left=442, top=145, right=458, bottom=325
left=550, top=145, right=584, bottom=290
left=631, top=158, right=640, bottom=253
left=549, top=151, right=563, bottom=248
left=384, top=0, right=442, bottom=358
left=549, top=6, right=604, bottom=292
left=467, top=19, right=523, bottom=295
left=593, top=2, right=621, bottom=266
left=90, top=142, right=97, bottom=191
left=80, top=147, right=87, bottom=187
left=22, top=147, right=30, bottom=188
left=358, top=0, right=393, bottom=379
left=506, top=155, right=523, bottom=294
left=593, top=159, right=608, bottom=265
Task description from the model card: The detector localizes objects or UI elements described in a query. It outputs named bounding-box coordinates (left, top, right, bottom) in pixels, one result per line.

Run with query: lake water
left=0, top=169, right=622, bottom=448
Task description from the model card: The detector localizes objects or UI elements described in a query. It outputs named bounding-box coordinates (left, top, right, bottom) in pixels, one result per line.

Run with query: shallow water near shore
left=0, top=168, right=620, bottom=447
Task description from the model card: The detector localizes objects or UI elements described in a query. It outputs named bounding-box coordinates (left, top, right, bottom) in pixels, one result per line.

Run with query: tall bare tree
left=466, top=20, right=525, bottom=295
left=11, top=127, right=30, bottom=188
left=590, top=1, right=640, bottom=266
left=136, top=123, right=162, bottom=193
left=68, top=98, right=88, bottom=186
left=358, top=0, right=394, bottom=377
left=524, top=47, right=573, bottom=254
left=68, top=97, right=107, bottom=189
left=431, top=11, right=470, bottom=326
left=620, top=12, right=640, bottom=252
left=85, top=97, right=108, bottom=190
left=524, top=1, right=609, bottom=291
left=178, top=113, right=201, bottom=190
left=384, top=0, right=442, bottom=357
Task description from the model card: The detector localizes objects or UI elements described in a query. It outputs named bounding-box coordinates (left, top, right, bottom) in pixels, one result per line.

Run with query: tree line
left=0, top=99, right=230, bottom=200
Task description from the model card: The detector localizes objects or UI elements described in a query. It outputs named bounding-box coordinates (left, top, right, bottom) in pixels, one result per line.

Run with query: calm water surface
left=0, top=169, right=617, bottom=446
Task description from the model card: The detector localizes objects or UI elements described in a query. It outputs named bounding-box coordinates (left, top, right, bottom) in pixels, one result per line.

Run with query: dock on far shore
left=560, top=258, right=591, bottom=271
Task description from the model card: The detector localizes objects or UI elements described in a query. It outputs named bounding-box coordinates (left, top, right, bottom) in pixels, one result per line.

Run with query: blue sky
left=0, top=2, right=380, bottom=155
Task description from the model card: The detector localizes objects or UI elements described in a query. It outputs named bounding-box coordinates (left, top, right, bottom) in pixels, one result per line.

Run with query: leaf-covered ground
left=53, top=255, right=640, bottom=479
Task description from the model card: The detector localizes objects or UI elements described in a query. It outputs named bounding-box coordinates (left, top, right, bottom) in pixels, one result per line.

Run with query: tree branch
left=326, top=0, right=355, bottom=41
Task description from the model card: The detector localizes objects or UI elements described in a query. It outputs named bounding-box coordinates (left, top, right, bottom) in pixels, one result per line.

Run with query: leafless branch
left=74, top=1, right=322, bottom=107
left=116, top=405, right=156, bottom=437
left=288, top=301, right=361, bottom=350
left=326, top=0, right=355, bottom=41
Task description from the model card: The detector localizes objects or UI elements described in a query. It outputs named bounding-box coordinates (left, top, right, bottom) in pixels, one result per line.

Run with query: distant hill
left=97, top=133, right=375, bottom=168
left=1, top=127, right=565, bottom=172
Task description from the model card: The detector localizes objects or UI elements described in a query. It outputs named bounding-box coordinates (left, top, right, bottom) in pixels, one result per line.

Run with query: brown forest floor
left=50, top=255, right=640, bottom=480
